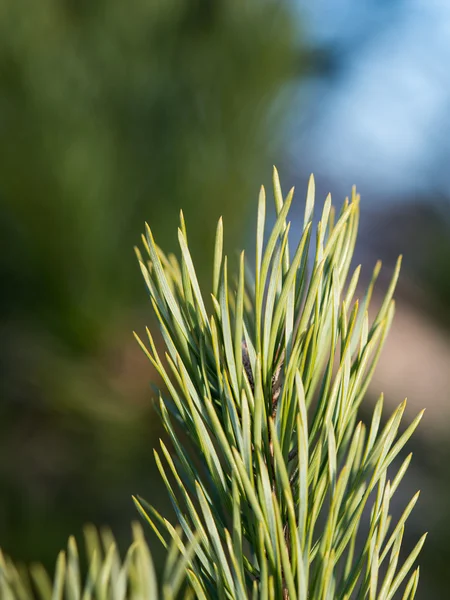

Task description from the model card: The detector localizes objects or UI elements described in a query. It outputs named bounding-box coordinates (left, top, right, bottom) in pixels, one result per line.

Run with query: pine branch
left=0, top=169, right=426, bottom=599
left=135, top=168, right=425, bottom=599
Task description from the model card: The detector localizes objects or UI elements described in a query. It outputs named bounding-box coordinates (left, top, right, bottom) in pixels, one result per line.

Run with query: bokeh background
left=1, top=1, right=449, bottom=597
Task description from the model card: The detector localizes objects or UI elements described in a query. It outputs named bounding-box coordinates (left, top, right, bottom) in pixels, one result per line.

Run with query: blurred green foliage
left=0, top=0, right=301, bottom=569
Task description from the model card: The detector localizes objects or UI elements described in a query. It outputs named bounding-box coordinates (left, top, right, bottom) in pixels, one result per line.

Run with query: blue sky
left=290, top=0, right=450, bottom=200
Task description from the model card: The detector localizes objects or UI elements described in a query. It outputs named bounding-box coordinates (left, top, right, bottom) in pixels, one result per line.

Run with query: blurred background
left=0, top=0, right=449, bottom=596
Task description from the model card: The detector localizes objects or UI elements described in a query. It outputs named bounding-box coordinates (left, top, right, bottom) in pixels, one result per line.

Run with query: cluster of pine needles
left=1, top=170, right=425, bottom=599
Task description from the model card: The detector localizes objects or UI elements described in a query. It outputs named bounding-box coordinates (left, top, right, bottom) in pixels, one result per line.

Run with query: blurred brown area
left=359, top=204, right=450, bottom=597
